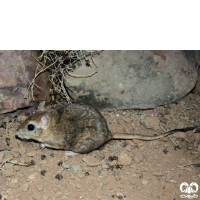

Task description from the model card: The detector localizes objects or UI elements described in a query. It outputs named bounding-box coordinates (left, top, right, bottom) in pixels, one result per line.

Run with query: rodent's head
left=15, top=111, right=50, bottom=143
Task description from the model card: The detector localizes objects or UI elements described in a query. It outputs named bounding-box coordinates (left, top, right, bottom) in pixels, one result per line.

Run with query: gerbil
left=15, top=101, right=198, bottom=154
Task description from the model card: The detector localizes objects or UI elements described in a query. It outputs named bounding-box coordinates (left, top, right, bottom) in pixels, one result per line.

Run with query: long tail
left=112, top=126, right=198, bottom=141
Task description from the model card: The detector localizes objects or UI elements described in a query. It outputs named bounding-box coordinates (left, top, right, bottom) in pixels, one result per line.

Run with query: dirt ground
left=0, top=93, right=200, bottom=200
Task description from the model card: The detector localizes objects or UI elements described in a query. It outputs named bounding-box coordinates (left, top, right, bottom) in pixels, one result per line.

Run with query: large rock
left=0, top=50, right=51, bottom=114
left=66, top=50, right=198, bottom=110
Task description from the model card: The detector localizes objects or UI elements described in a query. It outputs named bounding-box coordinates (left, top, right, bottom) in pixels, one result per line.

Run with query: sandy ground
left=0, top=93, right=200, bottom=200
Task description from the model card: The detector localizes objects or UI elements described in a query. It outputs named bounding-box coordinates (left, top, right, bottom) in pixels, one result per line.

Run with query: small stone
left=58, top=161, right=63, bottom=166
left=108, top=156, right=118, bottom=162
left=99, top=182, right=104, bottom=187
left=82, top=156, right=100, bottom=166
left=62, top=161, right=71, bottom=169
left=85, top=172, right=90, bottom=176
left=99, top=171, right=104, bottom=177
left=27, top=173, right=37, bottom=181
left=26, top=151, right=37, bottom=157
left=41, top=155, right=46, bottom=160
left=142, top=180, right=148, bottom=185
left=40, top=170, right=47, bottom=176
left=55, top=174, right=63, bottom=180
left=72, top=165, right=82, bottom=171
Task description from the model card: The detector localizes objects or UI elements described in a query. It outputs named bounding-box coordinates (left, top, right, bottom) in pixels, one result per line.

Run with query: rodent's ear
left=40, top=113, right=49, bottom=129
left=38, top=101, right=46, bottom=111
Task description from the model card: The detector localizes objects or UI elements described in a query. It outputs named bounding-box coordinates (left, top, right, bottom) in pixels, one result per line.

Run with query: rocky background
left=0, top=50, right=199, bottom=114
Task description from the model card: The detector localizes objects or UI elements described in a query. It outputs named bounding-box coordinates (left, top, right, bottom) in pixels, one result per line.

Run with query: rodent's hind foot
left=39, top=143, right=46, bottom=150
left=65, top=151, right=79, bottom=156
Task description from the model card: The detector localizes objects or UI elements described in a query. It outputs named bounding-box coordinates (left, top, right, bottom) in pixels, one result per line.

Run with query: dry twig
left=177, top=104, right=200, bottom=117
left=25, top=50, right=101, bottom=102
left=159, top=123, right=178, bottom=146
left=0, top=157, right=32, bottom=174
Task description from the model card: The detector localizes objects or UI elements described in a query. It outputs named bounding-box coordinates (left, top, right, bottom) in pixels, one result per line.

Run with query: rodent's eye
left=27, top=124, right=35, bottom=131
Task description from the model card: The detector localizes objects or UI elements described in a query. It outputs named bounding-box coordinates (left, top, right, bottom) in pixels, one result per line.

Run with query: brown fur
left=16, top=104, right=111, bottom=153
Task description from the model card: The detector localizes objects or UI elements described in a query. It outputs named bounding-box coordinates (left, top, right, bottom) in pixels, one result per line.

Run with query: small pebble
left=41, top=170, right=47, bottom=176
left=58, top=161, right=63, bottom=166
left=62, top=161, right=71, bottom=169
left=142, top=180, right=148, bottom=185
left=108, top=155, right=118, bottom=162
left=27, top=173, right=37, bottom=181
left=99, top=182, right=104, bottom=187
left=72, top=165, right=82, bottom=171
left=55, top=174, right=63, bottom=180
left=85, top=172, right=90, bottom=176
left=41, top=155, right=46, bottom=160
left=31, top=160, right=36, bottom=166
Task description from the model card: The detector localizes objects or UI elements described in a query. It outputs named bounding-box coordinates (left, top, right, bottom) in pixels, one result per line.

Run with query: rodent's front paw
left=39, top=143, right=46, bottom=150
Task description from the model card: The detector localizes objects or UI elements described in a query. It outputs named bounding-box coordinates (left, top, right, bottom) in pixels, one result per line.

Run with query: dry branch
left=25, top=50, right=102, bottom=102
